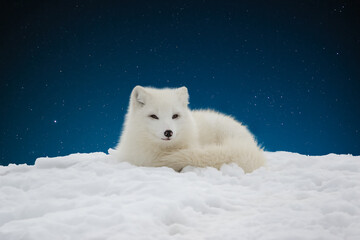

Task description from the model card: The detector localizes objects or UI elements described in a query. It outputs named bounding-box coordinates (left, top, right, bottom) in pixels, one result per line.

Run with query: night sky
left=1, top=1, right=359, bottom=165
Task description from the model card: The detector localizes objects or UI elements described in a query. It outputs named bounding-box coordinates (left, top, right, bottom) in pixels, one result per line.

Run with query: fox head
left=126, top=85, right=194, bottom=145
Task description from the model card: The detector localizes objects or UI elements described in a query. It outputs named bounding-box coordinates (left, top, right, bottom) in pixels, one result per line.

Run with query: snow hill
left=0, top=152, right=359, bottom=240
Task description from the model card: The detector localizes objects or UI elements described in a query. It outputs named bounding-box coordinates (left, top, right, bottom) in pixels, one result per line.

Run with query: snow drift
left=0, top=152, right=359, bottom=239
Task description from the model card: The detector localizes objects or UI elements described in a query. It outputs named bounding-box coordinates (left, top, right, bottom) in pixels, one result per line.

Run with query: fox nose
left=164, top=130, right=173, bottom=138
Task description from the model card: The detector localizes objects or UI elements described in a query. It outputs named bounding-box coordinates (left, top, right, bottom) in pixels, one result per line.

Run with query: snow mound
left=1, top=151, right=360, bottom=239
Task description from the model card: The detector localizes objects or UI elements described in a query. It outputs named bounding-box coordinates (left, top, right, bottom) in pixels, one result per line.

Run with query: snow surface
left=1, top=151, right=360, bottom=240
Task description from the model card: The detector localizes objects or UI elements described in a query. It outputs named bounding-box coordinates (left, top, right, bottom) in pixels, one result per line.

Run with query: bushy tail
left=155, top=141, right=266, bottom=173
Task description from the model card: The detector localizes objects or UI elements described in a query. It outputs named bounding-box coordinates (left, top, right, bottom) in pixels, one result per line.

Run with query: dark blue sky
left=1, top=0, right=359, bottom=165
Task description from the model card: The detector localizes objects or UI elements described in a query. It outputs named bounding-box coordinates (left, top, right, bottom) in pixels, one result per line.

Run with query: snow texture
left=1, top=151, right=360, bottom=240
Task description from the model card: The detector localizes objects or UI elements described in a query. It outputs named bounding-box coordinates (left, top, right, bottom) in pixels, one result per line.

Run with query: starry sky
left=1, top=0, right=359, bottom=165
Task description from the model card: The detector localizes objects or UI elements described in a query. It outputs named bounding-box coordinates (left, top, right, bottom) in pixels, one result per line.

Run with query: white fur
left=113, top=86, right=266, bottom=173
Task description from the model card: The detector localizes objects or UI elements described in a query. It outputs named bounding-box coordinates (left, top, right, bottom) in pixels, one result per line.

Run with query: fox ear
left=131, top=85, right=147, bottom=107
left=177, top=86, right=189, bottom=105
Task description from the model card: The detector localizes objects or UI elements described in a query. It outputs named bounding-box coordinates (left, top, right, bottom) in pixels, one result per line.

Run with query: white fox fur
left=113, top=86, right=266, bottom=173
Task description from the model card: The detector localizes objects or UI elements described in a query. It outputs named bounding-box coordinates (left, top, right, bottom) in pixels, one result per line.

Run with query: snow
left=1, top=151, right=360, bottom=240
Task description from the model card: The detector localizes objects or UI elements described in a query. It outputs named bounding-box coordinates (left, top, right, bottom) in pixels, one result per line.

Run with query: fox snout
left=161, top=129, right=174, bottom=141
left=164, top=130, right=173, bottom=138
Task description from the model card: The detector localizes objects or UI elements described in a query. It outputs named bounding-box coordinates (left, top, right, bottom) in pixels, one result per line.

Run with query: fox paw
left=153, top=154, right=186, bottom=172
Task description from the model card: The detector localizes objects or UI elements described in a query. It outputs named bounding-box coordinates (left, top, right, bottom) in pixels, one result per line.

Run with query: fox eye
left=172, top=114, right=179, bottom=119
left=149, top=114, right=159, bottom=119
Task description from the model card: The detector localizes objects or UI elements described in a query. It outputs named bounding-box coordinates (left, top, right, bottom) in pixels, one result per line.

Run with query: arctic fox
left=113, top=86, right=265, bottom=173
